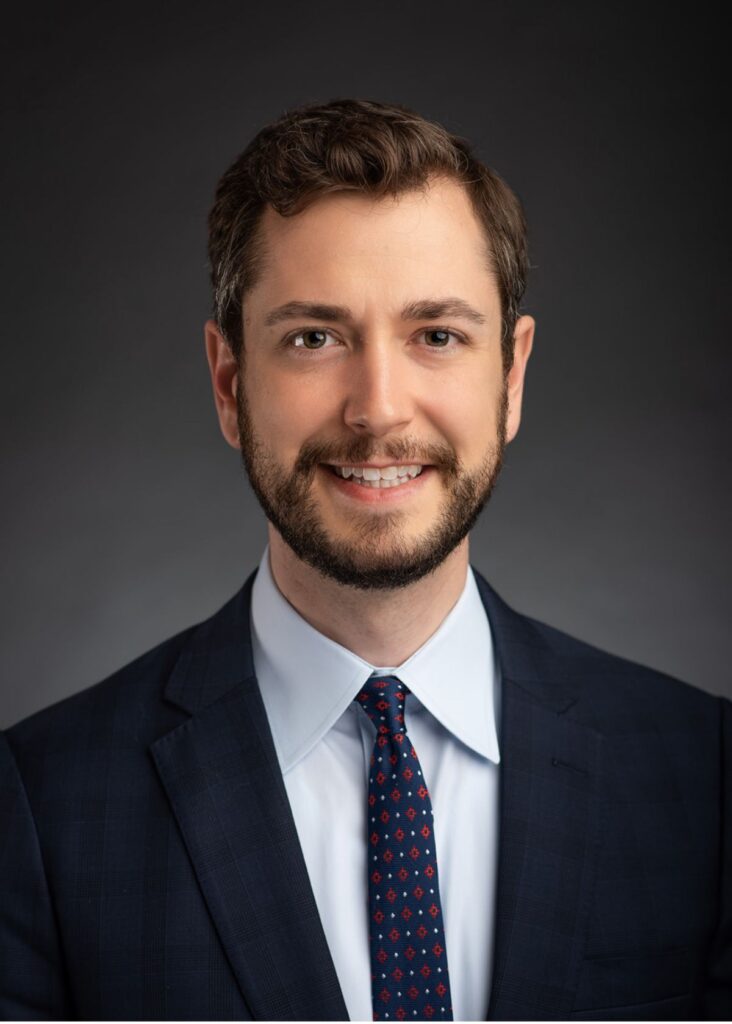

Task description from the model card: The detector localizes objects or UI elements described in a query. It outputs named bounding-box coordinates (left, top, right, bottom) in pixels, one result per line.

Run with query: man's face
left=218, top=177, right=531, bottom=590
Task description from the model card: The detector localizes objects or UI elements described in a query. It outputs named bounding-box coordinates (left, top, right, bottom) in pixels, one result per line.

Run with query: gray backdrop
left=2, top=1, right=729, bottom=729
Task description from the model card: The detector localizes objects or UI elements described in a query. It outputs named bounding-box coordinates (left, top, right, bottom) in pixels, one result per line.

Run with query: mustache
left=294, top=434, right=460, bottom=477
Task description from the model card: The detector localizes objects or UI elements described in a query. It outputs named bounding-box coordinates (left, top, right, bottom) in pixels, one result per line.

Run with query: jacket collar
left=161, top=570, right=258, bottom=716
left=472, top=573, right=602, bottom=1018
left=473, top=571, right=580, bottom=714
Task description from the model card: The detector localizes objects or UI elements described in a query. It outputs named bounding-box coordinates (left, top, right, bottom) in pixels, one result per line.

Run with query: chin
left=322, top=516, right=428, bottom=547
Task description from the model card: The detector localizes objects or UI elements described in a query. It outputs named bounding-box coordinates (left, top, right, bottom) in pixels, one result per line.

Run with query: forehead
left=249, top=176, right=499, bottom=315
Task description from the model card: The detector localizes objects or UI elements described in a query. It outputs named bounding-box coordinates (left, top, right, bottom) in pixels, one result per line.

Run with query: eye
left=420, top=328, right=463, bottom=349
left=290, top=328, right=339, bottom=351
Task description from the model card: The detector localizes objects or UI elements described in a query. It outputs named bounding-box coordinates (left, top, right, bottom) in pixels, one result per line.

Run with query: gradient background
left=2, top=1, right=729, bottom=729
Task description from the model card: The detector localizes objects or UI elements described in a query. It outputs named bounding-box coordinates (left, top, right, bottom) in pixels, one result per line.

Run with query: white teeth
left=331, top=464, right=425, bottom=488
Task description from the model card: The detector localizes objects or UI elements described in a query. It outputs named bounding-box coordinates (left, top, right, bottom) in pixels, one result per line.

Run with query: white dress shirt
left=250, top=545, right=501, bottom=1021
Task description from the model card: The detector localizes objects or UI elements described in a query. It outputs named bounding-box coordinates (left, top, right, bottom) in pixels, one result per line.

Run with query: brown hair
left=208, top=99, right=528, bottom=372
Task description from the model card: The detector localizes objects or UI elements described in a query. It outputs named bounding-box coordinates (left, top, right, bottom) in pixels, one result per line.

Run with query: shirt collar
left=250, top=545, right=500, bottom=773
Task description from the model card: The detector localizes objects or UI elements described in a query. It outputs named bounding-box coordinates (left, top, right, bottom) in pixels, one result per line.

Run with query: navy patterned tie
left=355, top=675, right=454, bottom=1022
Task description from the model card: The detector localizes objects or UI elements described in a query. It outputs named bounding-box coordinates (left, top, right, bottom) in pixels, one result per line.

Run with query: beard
left=236, top=371, right=508, bottom=591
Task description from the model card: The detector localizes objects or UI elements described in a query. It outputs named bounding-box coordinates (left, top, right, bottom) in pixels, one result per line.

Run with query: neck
left=266, top=530, right=470, bottom=666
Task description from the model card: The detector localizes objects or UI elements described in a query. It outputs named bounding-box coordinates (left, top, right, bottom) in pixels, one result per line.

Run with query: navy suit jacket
left=1, top=567, right=730, bottom=1020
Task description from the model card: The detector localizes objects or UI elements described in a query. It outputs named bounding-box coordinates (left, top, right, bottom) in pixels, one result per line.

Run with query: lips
left=319, top=464, right=435, bottom=504
left=326, top=464, right=424, bottom=483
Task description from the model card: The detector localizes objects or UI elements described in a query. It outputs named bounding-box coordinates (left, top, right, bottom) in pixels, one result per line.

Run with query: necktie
left=355, top=675, right=454, bottom=1021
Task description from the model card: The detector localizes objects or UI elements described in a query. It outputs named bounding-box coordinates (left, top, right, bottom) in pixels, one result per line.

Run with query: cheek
left=246, top=366, right=337, bottom=453
left=424, top=371, right=501, bottom=454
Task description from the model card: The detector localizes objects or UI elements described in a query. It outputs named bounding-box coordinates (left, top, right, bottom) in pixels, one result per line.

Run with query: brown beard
left=236, top=372, right=508, bottom=591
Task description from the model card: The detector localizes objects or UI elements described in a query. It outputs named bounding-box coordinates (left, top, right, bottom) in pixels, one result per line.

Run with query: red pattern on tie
left=356, top=675, right=454, bottom=1022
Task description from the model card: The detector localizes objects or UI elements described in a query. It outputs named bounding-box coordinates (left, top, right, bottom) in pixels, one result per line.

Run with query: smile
left=320, top=464, right=434, bottom=503
left=330, top=465, right=424, bottom=488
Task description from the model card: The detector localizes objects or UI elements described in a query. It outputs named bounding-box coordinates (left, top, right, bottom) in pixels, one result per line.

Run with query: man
left=0, top=100, right=729, bottom=1021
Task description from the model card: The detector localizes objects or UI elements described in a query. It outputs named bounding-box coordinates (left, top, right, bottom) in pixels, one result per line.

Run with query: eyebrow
left=400, top=298, right=487, bottom=326
left=263, top=297, right=488, bottom=328
left=264, top=301, right=352, bottom=327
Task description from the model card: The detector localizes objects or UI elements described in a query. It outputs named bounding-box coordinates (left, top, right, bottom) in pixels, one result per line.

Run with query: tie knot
left=355, top=674, right=410, bottom=735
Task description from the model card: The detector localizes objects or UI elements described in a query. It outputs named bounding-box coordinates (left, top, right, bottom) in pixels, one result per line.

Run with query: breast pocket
left=571, top=947, right=695, bottom=1019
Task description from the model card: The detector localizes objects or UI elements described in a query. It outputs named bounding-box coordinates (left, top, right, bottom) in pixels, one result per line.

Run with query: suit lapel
left=475, top=572, right=603, bottom=1020
left=150, top=571, right=349, bottom=1021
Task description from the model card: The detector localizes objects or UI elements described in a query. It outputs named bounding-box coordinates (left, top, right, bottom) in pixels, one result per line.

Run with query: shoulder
left=4, top=620, right=196, bottom=766
left=472, top=567, right=727, bottom=736
left=3, top=572, right=257, bottom=775
left=530, top=611, right=724, bottom=729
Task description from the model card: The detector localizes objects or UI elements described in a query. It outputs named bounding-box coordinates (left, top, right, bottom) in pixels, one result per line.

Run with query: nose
left=342, top=337, right=415, bottom=438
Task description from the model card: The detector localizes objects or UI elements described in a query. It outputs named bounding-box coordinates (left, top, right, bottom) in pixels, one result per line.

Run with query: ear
left=504, top=315, right=535, bottom=444
left=204, top=319, right=241, bottom=449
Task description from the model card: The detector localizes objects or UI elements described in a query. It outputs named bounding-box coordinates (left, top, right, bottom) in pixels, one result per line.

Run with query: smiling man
left=206, top=172, right=532, bottom=629
left=1, top=100, right=730, bottom=1021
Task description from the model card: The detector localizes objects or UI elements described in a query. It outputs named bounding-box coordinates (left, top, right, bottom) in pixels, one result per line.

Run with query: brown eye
left=422, top=329, right=459, bottom=348
left=292, top=329, right=337, bottom=350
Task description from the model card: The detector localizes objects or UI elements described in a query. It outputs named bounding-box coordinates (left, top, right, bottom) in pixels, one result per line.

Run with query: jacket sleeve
left=0, top=731, right=72, bottom=1019
left=704, top=696, right=732, bottom=1018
